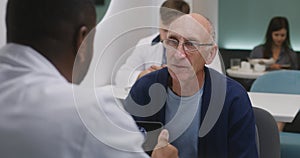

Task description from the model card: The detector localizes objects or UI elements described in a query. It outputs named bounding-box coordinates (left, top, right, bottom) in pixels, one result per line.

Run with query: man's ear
left=205, top=44, right=218, bottom=65
left=75, top=26, right=89, bottom=62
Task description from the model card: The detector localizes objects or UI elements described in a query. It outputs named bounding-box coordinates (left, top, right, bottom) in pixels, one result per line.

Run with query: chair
left=253, top=107, right=280, bottom=158
left=280, top=132, right=300, bottom=158
left=250, top=70, right=300, bottom=94
left=250, top=70, right=300, bottom=158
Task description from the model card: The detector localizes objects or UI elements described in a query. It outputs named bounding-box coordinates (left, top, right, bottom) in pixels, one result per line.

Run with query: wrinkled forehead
left=168, top=15, right=212, bottom=42
left=159, top=21, right=169, bottom=30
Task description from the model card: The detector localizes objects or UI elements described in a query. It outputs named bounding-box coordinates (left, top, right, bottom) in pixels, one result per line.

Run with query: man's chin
left=172, top=73, right=196, bottom=82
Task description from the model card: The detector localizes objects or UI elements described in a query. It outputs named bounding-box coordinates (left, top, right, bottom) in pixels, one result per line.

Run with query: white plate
left=248, top=58, right=275, bottom=65
left=281, top=64, right=291, bottom=69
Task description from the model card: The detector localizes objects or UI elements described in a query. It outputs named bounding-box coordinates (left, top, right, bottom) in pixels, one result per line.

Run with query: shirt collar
left=151, top=35, right=161, bottom=46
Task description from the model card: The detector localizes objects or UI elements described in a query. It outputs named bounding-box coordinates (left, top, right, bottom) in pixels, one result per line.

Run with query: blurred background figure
left=249, top=16, right=298, bottom=70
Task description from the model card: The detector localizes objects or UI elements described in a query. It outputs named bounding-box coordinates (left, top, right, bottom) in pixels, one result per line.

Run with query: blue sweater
left=125, top=67, right=258, bottom=158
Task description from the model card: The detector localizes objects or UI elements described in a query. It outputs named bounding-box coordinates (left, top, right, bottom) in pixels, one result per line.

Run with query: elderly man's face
left=165, top=15, right=215, bottom=81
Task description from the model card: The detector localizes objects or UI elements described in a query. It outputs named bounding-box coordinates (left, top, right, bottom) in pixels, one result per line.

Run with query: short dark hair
left=160, top=0, right=190, bottom=26
left=6, top=0, right=96, bottom=42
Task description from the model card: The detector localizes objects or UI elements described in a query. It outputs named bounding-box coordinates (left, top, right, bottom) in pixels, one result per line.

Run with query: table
left=226, top=68, right=266, bottom=79
left=248, top=92, right=300, bottom=122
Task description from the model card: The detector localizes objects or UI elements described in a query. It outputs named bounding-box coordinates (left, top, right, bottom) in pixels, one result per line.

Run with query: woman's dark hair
left=263, top=16, right=292, bottom=58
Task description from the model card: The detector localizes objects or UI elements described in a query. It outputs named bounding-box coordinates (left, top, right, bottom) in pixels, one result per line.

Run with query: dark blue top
left=250, top=45, right=298, bottom=70
left=125, top=67, right=258, bottom=158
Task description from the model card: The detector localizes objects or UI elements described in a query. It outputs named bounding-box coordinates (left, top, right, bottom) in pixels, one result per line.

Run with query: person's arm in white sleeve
left=82, top=86, right=177, bottom=158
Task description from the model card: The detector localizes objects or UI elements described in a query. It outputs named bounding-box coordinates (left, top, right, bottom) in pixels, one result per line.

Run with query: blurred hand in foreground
left=151, top=129, right=178, bottom=158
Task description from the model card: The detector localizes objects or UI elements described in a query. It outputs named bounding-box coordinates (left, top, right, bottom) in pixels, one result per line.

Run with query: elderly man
left=125, top=13, right=258, bottom=158
left=0, top=0, right=177, bottom=157
left=115, top=0, right=190, bottom=90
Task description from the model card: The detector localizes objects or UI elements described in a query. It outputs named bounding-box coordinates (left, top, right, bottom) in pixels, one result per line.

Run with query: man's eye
left=169, top=39, right=178, bottom=45
left=185, top=42, right=194, bottom=47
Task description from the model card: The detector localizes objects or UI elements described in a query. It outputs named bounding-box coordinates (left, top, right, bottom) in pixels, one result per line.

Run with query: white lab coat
left=115, top=33, right=224, bottom=90
left=0, top=43, right=149, bottom=158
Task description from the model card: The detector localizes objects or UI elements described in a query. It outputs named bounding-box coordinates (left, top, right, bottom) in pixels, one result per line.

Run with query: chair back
left=250, top=70, right=300, bottom=94
left=253, top=107, right=281, bottom=158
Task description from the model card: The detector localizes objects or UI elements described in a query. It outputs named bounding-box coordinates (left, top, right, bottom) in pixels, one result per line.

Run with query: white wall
left=192, top=0, right=218, bottom=41
left=102, top=0, right=163, bottom=27
left=0, top=0, right=8, bottom=47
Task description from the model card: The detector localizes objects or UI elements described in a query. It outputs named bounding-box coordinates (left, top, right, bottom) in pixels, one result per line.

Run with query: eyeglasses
left=163, top=38, right=214, bottom=53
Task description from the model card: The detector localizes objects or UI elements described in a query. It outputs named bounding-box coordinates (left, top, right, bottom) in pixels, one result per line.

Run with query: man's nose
left=175, top=42, right=187, bottom=58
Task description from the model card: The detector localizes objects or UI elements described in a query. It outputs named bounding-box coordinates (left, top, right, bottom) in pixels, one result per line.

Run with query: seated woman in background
left=250, top=16, right=298, bottom=70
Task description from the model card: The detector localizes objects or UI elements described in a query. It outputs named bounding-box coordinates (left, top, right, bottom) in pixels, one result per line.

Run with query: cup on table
left=230, top=58, right=241, bottom=70
left=240, top=61, right=252, bottom=72
left=254, top=64, right=266, bottom=72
